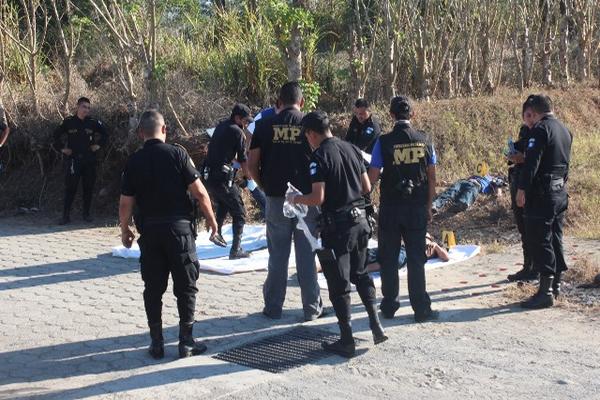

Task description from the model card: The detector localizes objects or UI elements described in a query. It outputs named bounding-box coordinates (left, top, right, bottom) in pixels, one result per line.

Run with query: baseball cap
left=301, top=110, right=330, bottom=134
left=232, top=103, right=254, bottom=122
left=390, top=96, right=412, bottom=118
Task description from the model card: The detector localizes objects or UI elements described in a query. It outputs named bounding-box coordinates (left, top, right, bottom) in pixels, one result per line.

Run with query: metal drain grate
left=213, top=326, right=341, bottom=373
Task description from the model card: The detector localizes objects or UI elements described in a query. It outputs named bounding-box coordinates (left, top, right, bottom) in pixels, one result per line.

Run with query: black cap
left=390, top=96, right=411, bottom=119
left=301, top=110, right=330, bottom=135
left=231, top=103, right=254, bottom=122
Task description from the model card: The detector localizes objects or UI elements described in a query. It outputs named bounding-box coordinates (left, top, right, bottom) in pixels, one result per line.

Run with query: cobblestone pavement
left=1, top=216, right=599, bottom=400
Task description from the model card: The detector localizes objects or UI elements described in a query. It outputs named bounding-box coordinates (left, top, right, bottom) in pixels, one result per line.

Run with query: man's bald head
left=138, top=110, right=165, bottom=138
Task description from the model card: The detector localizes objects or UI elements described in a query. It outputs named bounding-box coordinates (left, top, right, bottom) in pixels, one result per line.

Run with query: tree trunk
left=558, top=0, right=570, bottom=85
left=383, top=0, right=395, bottom=99
left=540, top=0, right=554, bottom=87
left=286, top=0, right=305, bottom=81
left=521, top=23, right=533, bottom=88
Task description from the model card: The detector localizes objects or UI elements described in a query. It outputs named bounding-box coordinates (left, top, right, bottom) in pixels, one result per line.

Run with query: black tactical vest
left=379, top=122, right=431, bottom=205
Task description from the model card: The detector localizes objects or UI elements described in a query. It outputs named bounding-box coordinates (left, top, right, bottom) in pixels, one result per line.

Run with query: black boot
left=178, top=322, right=207, bottom=358
left=553, top=272, right=562, bottom=299
left=356, top=281, right=388, bottom=345
left=229, top=226, right=250, bottom=260
left=323, top=296, right=355, bottom=358
left=507, top=265, right=538, bottom=282
left=148, top=322, right=164, bottom=359
left=58, top=212, right=71, bottom=225
left=323, top=321, right=356, bottom=358
left=521, top=275, right=554, bottom=309
left=365, top=302, right=388, bottom=344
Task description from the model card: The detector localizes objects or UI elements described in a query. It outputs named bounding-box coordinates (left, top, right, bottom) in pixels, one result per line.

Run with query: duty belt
left=203, top=164, right=235, bottom=187
left=321, top=207, right=366, bottom=230
left=144, top=216, right=193, bottom=226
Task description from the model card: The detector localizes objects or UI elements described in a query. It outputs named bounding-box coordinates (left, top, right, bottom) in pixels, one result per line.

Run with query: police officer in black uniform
left=204, top=104, right=253, bottom=259
left=368, top=96, right=438, bottom=322
left=288, top=111, right=387, bottom=358
left=516, top=95, right=571, bottom=309
left=345, top=98, right=381, bottom=154
left=53, top=97, right=108, bottom=224
left=507, top=97, right=538, bottom=282
left=119, top=110, right=219, bottom=359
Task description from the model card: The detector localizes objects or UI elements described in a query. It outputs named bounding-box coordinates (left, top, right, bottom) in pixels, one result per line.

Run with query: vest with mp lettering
left=379, top=122, right=434, bottom=205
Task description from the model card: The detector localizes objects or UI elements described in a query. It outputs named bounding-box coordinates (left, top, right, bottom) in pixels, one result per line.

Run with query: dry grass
left=563, top=257, right=600, bottom=287
left=503, top=255, right=600, bottom=312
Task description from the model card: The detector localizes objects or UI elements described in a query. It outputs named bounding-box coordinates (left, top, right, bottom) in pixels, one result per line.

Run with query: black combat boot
left=148, top=322, right=164, bottom=359
left=356, top=281, right=388, bottom=345
left=521, top=275, right=554, bottom=309
left=58, top=212, right=71, bottom=225
left=553, top=271, right=562, bottom=299
left=365, top=302, right=388, bottom=344
left=229, top=226, right=250, bottom=260
left=82, top=211, right=94, bottom=223
left=178, top=322, right=207, bottom=358
left=507, top=265, right=538, bottom=282
left=322, top=296, right=355, bottom=358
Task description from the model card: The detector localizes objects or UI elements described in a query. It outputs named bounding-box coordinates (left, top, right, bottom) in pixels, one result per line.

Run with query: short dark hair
left=390, top=95, right=412, bottom=120
left=77, top=97, right=91, bottom=105
left=523, top=94, right=553, bottom=114
left=301, top=110, right=330, bottom=135
left=138, top=109, right=164, bottom=137
left=522, top=95, right=536, bottom=116
left=279, top=81, right=303, bottom=106
left=354, top=98, right=369, bottom=109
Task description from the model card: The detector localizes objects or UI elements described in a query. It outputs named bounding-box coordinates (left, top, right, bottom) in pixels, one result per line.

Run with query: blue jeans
left=432, top=180, right=479, bottom=211
left=262, top=197, right=323, bottom=319
left=250, top=187, right=266, bottom=218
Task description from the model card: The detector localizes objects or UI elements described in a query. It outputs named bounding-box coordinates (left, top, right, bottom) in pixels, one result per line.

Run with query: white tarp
left=112, top=224, right=267, bottom=260
left=318, top=244, right=481, bottom=290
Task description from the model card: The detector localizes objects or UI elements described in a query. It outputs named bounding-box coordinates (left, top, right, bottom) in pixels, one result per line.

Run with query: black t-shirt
left=250, top=106, right=312, bottom=196
left=121, top=139, right=200, bottom=219
left=206, top=118, right=247, bottom=168
left=345, top=115, right=381, bottom=154
left=52, top=115, right=108, bottom=158
left=310, top=137, right=366, bottom=213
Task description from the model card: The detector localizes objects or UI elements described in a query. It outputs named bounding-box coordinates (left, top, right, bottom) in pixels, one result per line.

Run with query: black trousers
left=138, top=222, right=199, bottom=326
left=524, top=188, right=568, bottom=277
left=510, top=179, right=531, bottom=268
left=63, top=156, right=96, bottom=216
left=378, top=203, right=431, bottom=315
left=206, top=179, right=245, bottom=235
left=320, top=218, right=375, bottom=322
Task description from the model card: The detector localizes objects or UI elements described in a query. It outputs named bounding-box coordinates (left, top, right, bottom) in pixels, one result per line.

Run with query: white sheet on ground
left=318, top=244, right=481, bottom=290
left=112, top=224, right=267, bottom=260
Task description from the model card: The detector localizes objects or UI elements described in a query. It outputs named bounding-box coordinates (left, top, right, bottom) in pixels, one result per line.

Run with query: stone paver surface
left=1, top=216, right=599, bottom=400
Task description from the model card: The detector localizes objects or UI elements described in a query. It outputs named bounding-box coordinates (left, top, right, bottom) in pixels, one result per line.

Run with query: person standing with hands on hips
left=368, top=96, right=438, bottom=323
left=288, top=111, right=387, bottom=358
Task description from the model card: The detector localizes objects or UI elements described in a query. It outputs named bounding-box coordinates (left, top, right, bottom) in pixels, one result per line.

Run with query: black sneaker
left=414, top=309, right=439, bottom=323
